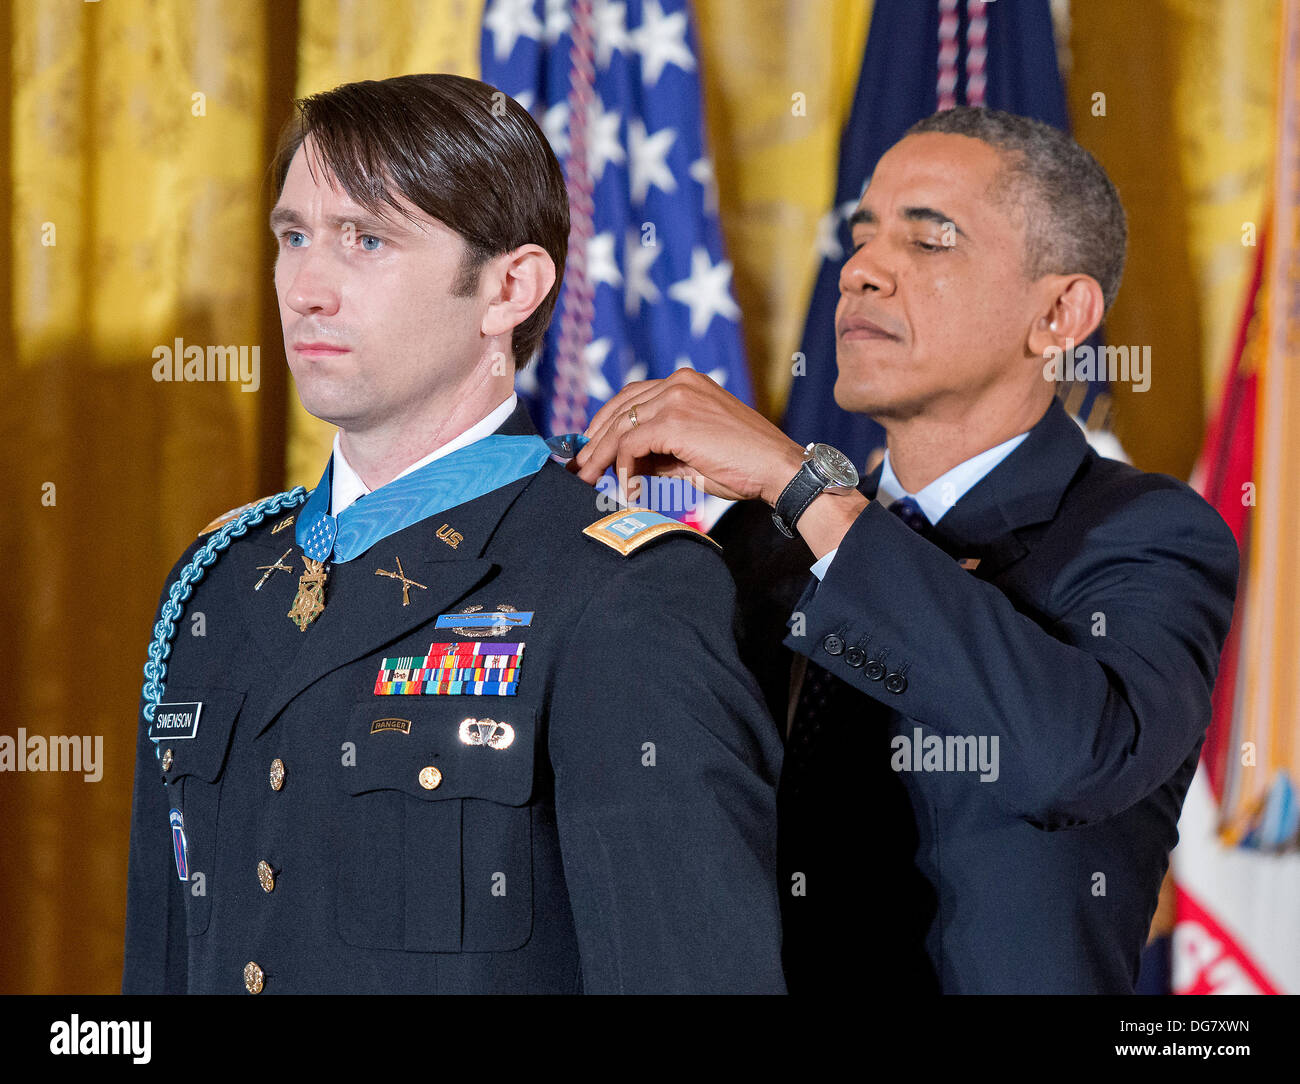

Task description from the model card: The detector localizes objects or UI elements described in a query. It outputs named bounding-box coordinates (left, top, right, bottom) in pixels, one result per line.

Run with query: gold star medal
left=287, top=557, right=328, bottom=631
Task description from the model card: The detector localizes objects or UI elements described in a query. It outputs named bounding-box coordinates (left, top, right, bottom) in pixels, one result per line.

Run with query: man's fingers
left=584, top=378, right=658, bottom=438
left=575, top=386, right=665, bottom=482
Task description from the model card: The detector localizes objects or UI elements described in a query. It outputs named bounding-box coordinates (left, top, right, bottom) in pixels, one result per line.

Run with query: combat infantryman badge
left=287, top=557, right=328, bottom=631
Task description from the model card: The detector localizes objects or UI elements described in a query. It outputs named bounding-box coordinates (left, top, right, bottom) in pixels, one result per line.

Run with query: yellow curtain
left=694, top=0, right=872, bottom=418
left=1, top=0, right=290, bottom=994
left=1066, top=0, right=1276, bottom=477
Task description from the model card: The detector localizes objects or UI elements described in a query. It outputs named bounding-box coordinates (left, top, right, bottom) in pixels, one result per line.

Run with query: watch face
left=810, top=444, right=859, bottom=488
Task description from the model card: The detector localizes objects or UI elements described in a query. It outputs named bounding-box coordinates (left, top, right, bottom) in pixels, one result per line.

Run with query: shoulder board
left=583, top=509, right=721, bottom=557
left=198, top=496, right=287, bottom=537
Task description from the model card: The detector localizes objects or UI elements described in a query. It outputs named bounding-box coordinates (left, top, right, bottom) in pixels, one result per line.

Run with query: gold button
left=243, top=961, right=264, bottom=994
left=161, top=748, right=173, bottom=771
left=418, top=765, right=443, bottom=790
left=269, top=758, right=285, bottom=791
left=257, top=860, right=275, bottom=893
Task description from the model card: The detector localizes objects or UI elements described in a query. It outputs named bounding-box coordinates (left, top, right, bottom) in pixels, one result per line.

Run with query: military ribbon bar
left=375, top=642, right=525, bottom=695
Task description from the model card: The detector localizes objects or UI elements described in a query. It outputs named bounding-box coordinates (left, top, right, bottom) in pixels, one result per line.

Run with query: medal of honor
left=287, top=557, right=328, bottom=631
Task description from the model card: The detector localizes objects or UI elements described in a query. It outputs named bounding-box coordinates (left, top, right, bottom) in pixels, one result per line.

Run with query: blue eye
left=284, top=231, right=307, bottom=248
left=359, top=235, right=383, bottom=252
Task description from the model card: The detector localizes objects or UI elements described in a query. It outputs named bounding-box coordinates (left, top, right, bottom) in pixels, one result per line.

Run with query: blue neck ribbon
left=296, top=434, right=553, bottom=563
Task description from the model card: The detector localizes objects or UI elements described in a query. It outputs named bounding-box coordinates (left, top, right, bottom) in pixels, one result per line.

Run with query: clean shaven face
left=834, top=132, right=1045, bottom=421
left=270, top=135, right=489, bottom=438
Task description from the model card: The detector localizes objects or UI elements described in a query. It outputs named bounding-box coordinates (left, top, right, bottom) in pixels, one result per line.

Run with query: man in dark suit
left=123, top=74, right=785, bottom=995
left=575, top=106, right=1239, bottom=993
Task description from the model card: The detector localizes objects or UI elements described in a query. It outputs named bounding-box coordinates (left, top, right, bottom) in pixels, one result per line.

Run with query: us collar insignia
left=375, top=642, right=524, bottom=696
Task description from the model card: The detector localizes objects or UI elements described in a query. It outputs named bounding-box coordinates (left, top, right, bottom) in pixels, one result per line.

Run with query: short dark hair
left=906, top=107, right=1127, bottom=312
left=272, top=73, right=569, bottom=369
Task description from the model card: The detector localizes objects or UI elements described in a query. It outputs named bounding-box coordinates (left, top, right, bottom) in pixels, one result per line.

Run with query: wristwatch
left=771, top=442, right=860, bottom=538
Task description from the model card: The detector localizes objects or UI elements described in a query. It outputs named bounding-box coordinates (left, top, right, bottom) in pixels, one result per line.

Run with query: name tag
left=150, top=702, right=202, bottom=741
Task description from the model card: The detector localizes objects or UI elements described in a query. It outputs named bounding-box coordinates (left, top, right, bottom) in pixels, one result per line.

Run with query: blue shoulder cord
left=140, top=488, right=309, bottom=748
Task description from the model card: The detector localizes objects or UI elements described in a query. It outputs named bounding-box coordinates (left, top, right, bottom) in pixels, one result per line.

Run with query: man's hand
left=573, top=370, right=807, bottom=505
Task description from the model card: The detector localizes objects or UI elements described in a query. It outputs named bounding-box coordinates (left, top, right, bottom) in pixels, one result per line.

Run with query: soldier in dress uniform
left=122, top=74, right=786, bottom=995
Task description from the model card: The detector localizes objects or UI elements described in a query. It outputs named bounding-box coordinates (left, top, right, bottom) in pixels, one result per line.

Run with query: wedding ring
left=628, top=406, right=638, bottom=428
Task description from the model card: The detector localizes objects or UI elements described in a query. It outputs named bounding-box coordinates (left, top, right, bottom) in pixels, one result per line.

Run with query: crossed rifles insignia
left=375, top=556, right=427, bottom=606
left=458, top=717, right=515, bottom=750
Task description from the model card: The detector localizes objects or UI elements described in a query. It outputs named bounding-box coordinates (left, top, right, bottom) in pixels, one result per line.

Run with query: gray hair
left=906, top=107, right=1127, bottom=312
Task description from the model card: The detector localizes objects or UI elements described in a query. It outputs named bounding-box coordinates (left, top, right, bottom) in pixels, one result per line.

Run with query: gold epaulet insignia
left=197, top=496, right=278, bottom=537
left=583, top=509, right=720, bottom=556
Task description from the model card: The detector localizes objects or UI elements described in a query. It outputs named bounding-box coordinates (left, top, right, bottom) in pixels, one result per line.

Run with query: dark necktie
left=784, top=494, right=932, bottom=795
left=887, top=495, right=930, bottom=534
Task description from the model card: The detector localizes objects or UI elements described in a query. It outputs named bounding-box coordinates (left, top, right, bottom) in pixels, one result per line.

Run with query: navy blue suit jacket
left=713, top=398, right=1239, bottom=993
left=123, top=404, right=786, bottom=994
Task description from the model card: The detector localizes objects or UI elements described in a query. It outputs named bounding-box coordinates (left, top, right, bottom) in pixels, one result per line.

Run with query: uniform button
left=160, top=748, right=173, bottom=771
left=269, top=758, right=285, bottom=791
left=844, top=647, right=865, bottom=668
left=257, top=860, right=275, bottom=893
left=884, top=671, right=908, bottom=694
left=418, top=765, right=443, bottom=790
left=243, top=961, right=264, bottom=994
left=864, top=660, right=886, bottom=681
left=822, top=634, right=845, bottom=656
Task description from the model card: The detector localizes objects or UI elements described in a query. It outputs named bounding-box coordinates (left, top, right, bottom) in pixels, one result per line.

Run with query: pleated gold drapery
left=0, top=0, right=1272, bottom=994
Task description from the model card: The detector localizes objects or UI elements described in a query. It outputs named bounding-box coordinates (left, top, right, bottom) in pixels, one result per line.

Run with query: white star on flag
left=543, top=101, right=571, bottom=158
left=668, top=247, right=740, bottom=337
left=587, top=97, right=625, bottom=185
left=586, top=232, right=622, bottom=288
left=628, top=119, right=678, bottom=204
left=484, top=0, right=543, bottom=63
left=582, top=338, right=615, bottom=400
left=542, top=0, right=571, bottom=44
left=594, top=0, right=630, bottom=68
left=632, top=0, right=696, bottom=86
left=624, top=226, right=661, bottom=317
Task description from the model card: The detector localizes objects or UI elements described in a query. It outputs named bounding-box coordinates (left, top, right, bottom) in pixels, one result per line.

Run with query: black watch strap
left=771, top=461, right=825, bottom=538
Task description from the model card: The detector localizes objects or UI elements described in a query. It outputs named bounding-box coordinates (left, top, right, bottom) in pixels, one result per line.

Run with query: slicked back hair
left=272, top=73, right=569, bottom=369
left=906, top=107, right=1127, bottom=313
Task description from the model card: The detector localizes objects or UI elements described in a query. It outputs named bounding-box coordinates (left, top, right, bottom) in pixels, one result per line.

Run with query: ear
left=1025, top=274, right=1106, bottom=359
left=480, top=244, right=557, bottom=343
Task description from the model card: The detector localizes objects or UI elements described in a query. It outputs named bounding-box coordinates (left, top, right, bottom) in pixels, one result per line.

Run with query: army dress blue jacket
left=123, top=404, right=787, bottom=994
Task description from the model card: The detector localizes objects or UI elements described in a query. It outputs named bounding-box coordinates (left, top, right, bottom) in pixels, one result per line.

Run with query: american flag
left=481, top=0, right=753, bottom=519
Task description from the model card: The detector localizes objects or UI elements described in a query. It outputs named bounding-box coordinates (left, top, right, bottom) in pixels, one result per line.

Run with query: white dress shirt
left=809, top=430, right=1030, bottom=580
left=330, top=393, right=519, bottom=516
